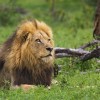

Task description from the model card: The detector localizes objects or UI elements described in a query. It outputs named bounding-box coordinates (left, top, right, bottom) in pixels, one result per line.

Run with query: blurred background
left=0, top=0, right=97, bottom=47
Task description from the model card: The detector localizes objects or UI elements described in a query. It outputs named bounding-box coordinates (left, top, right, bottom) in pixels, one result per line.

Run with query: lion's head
left=5, top=20, right=54, bottom=69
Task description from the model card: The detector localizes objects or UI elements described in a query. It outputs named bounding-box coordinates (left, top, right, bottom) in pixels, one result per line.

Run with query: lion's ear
left=22, top=32, right=29, bottom=42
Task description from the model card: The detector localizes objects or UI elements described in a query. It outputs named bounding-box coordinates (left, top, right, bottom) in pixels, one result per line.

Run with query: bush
left=0, top=1, right=26, bottom=26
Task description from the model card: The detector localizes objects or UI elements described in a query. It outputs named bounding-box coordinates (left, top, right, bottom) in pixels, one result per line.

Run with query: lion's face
left=24, top=30, right=54, bottom=64
left=9, top=20, right=54, bottom=67
left=30, top=30, right=54, bottom=61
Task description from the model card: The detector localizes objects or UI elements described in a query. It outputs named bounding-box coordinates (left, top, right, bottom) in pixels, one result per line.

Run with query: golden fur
left=0, top=20, right=54, bottom=87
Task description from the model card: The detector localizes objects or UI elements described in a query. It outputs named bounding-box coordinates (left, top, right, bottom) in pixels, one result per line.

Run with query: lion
left=0, top=20, right=55, bottom=88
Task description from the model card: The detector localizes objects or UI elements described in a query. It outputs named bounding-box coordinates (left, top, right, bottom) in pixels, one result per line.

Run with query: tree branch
left=54, top=47, right=89, bottom=58
left=79, top=40, right=100, bottom=49
left=80, top=48, right=100, bottom=61
left=54, top=43, right=100, bottom=61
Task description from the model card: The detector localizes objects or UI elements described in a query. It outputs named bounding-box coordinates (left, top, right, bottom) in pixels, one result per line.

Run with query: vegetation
left=0, top=0, right=99, bottom=100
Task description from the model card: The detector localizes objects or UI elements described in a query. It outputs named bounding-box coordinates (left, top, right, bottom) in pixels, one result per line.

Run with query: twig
left=79, top=40, right=100, bottom=49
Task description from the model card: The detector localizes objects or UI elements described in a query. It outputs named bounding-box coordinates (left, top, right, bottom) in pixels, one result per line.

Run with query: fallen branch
left=54, top=41, right=100, bottom=61
left=79, top=40, right=100, bottom=49
left=80, top=48, right=100, bottom=61
left=54, top=47, right=89, bottom=58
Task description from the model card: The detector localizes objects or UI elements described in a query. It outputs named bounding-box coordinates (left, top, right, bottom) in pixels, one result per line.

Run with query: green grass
left=0, top=72, right=99, bottom=100
left=0, top=0, right=100, bottom=100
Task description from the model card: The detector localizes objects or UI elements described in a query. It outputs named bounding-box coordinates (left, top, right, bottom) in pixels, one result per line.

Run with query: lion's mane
left=0, top=20, right=54, bottom=86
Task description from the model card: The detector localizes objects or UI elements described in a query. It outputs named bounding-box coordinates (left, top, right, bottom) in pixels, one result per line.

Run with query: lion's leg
left=11, top=84, right=37, bottom=91
left=11, top=75, right=36, bottom=91
left=21, top=84, right=37, bottom=91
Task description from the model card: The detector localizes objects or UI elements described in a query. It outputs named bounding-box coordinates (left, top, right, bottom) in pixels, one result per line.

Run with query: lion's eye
left=48, top=39, right=51, bottom=41
left=35, top=39, right=41, bottom=43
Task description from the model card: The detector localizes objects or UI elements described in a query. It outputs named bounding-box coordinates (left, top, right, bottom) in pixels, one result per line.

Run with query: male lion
left=0, top=20, right=54, bottom=88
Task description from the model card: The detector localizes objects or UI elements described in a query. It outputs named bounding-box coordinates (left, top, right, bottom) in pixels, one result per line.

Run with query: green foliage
left=0, top=0, right=99, bottom=99
left=0, top=0, right=25, bottom=26
left=84, top=0, right=98, bottom=6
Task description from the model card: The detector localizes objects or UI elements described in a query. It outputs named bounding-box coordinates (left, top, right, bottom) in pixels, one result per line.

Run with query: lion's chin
left=41, top=56, right=53, bottom=63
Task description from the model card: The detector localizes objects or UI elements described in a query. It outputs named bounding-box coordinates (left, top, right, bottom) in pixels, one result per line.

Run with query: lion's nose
left=46, top=47, right=53, bottom=52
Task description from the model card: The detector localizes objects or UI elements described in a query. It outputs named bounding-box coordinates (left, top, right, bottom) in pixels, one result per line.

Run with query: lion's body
left=0, top=20, right=54, bottom=87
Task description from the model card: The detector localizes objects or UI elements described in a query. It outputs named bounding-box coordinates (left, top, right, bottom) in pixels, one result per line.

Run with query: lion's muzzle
left=46, top=47, right=53, bottom=52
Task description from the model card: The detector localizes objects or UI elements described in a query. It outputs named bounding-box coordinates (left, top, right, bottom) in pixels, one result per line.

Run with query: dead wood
left=54, top=47, right=89, bottom=58
left=80, top=47, right=100, bottom=61
left=79, top=40, right=100, bottom=49
left=54, top=40, right=100, bottom=61
left=93, top=0, right=100, bottom=40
